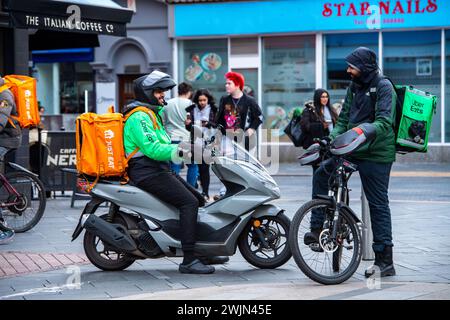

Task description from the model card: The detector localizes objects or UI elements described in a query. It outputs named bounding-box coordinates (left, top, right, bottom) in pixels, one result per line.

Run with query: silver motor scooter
left=72, top=127, right=291, bottom=271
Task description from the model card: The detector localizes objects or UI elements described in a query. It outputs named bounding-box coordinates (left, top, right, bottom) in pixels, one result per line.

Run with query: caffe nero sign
left=3, top=0, right=133, bottom=37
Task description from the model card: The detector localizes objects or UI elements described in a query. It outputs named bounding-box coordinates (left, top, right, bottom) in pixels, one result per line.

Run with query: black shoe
left=304, top=228, right=323, bottom=252
left=179, top=259, right=215, bottom=274
left=365, top=246, right=396, bottom=278
left=198, top=256, right=229, bottom=265
left=201, top=192, right=210, bottom=203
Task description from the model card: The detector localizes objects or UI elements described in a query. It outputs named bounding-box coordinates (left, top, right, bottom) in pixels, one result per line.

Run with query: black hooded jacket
left=330, top=47, right=397, bottom=163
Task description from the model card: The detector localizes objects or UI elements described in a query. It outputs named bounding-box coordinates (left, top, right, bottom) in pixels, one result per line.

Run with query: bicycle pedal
left=309, top=243, right=324, bottom=253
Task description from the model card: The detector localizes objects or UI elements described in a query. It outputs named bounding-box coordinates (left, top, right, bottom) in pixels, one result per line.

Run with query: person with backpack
left=185, top=88, right=218, bottom=202
left=0, top=75, right=22, bottom=244
left=300, top=89, right=338, bottom=172
left=304, top=47, right=397, bottom=278
left=123, top=70, right=228, bottom=274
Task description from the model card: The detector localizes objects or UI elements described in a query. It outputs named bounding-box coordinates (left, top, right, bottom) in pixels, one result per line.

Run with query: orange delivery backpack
left=1, top=75, right=40, bottom=128
left=75, top=105, right=159, bottom=191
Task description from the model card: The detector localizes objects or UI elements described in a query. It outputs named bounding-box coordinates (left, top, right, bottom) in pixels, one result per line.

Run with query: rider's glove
left=177, top=141, right=193, bottom=162
left=322, top=136, right=332, bottom=145
left=177, top=141, right=208, bottom=164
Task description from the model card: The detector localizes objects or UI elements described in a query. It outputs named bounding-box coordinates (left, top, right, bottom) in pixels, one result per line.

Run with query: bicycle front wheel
left=289, top=199, right=362, bottom=285
left=0, top=171, right=46, bottom=232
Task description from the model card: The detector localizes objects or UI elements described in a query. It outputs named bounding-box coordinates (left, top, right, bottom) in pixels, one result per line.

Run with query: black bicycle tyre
left=289, top=199, right=361, bottom=285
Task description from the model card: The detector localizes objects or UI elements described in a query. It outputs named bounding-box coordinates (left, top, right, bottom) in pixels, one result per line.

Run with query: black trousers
left=129, top=160, right=204, bottom=253
left=311, top=157, right=393, bottom=253
left=198, top=163, right=210, bottom=196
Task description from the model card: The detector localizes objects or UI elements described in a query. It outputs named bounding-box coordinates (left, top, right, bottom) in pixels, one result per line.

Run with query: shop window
left=231, top=38, right=258, bottom=55
left=262, top=35, right=315, bottom=142
left=446, top=30, right=450, bottom=143
left=178, top=39, right=228, bottom=103
left=60, top=62, right=94, bottom=114
left=325, top=32, right=378, bottom=104
left=384, top=30, right=441, bottom=143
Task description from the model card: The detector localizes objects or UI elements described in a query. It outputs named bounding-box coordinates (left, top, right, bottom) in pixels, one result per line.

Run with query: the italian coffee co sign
left=10, top=4, right=126, bottom=36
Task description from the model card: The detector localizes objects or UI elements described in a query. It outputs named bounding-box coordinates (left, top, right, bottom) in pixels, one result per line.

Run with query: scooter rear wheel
left=238, top=213, right=292, bottom=269
left=83, top=214, right=135, bottom=271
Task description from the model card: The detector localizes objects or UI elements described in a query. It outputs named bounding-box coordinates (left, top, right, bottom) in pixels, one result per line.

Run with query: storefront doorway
left=118, top=74, right=143, bottom=112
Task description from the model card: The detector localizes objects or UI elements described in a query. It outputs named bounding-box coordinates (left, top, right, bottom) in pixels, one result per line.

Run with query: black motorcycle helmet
left=133, top=70, right=177, bottom=106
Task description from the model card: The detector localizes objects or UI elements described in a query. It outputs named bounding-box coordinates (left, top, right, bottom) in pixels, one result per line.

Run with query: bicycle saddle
left=331, top=127, right=367, bottom=156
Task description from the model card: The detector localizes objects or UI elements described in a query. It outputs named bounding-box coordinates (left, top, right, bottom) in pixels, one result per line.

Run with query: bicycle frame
left=0, top=172, right=24, bottom=208
left=327, top=156, right=358, bottom=241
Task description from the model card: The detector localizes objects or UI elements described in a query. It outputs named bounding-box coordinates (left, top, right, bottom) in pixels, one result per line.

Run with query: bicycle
left=0, top=161, right=46, bottom=232
left=289, top=129, right=368, bottom=285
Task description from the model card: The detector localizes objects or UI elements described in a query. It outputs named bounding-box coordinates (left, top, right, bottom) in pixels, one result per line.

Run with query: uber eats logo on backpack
left=410, top=100, right=424, bottom=115
left=104, top=129, right=115, bottom=169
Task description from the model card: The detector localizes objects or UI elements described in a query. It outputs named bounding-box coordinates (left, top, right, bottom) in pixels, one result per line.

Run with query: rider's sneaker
left=202, top=193, right=210, bottom=203
left=179, top=259, right=215, bottom=274
left=304, top=228, right=324, bottom=252
left=198, top=256, right=229, bottom=265
left=0, top=230, right=15, bottom=245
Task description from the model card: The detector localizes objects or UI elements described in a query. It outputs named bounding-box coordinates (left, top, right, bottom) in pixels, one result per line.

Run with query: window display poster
left=96, top=82, right=116, bottom=114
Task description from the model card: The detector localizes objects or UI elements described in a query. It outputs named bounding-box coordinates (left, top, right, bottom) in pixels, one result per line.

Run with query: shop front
left=168, top=0, right=450, bottom=162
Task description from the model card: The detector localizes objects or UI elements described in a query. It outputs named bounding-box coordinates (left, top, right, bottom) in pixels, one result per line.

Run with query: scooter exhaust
left=83, top=215, right=137, bottom=252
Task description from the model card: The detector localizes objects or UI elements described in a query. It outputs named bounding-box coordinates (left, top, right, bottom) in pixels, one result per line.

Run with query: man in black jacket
left=305, top=47, right=397, bottom=278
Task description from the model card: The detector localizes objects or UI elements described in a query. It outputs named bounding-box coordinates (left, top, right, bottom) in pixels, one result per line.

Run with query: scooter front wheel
left=238, top=213, right=292, bottom=269
left=83, top=214, right=135, bottom=271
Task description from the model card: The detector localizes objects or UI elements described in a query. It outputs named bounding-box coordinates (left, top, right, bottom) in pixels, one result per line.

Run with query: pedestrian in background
left=185, top=88, right=217, bottom=202
left=164, top=82, right=199, bottom=188
left=300, top=88, right=338, bottom=172
left=216, top=72, right=263, bottom=154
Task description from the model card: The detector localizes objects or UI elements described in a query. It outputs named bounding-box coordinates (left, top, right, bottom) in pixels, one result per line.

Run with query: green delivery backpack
left=370, top=77, right=437, bottom=153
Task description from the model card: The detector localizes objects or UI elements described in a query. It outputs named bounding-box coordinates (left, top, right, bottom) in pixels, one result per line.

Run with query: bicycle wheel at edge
left=289, top=199, right=362, bottom=285
left=0, top=171, right=46, bottom=232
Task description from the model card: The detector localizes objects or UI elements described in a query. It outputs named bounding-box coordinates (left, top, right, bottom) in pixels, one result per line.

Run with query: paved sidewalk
left=0, top=162, right=449, bottom=300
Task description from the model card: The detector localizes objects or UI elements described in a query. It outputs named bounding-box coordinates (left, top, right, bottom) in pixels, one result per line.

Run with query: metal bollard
left=361, top=188, right=375, bottom=261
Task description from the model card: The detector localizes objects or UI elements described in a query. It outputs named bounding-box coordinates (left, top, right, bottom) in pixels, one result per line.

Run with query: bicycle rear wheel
left=0, top=171, right=46, bottom=232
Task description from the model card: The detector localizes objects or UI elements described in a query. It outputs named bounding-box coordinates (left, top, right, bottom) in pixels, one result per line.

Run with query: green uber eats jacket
left=123, top=102, right=182, bottom=163
left=329, top=76, right=397, bottom=164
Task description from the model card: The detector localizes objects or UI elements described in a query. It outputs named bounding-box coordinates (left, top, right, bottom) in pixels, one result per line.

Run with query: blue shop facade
left=167, top=0, right=450, bottom=161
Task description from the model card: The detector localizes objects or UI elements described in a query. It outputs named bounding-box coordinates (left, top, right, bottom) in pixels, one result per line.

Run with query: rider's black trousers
left=311, top=157, right=393, bottom=253
left=128, top=157, right=204, bottom=254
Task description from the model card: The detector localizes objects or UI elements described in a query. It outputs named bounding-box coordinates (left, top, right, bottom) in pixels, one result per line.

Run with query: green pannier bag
left=370, top=77, right=437, bottom=154
left=394, top=86, right=437, bottom=153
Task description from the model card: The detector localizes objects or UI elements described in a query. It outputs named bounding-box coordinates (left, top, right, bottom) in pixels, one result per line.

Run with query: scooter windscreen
left=331, top=127, right=367, bottom=156
left=298, top=143, right=320, bottom=165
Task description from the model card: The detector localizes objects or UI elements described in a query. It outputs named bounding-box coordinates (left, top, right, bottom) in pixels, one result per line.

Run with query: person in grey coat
left=0, top=75, right=22, bottom=244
